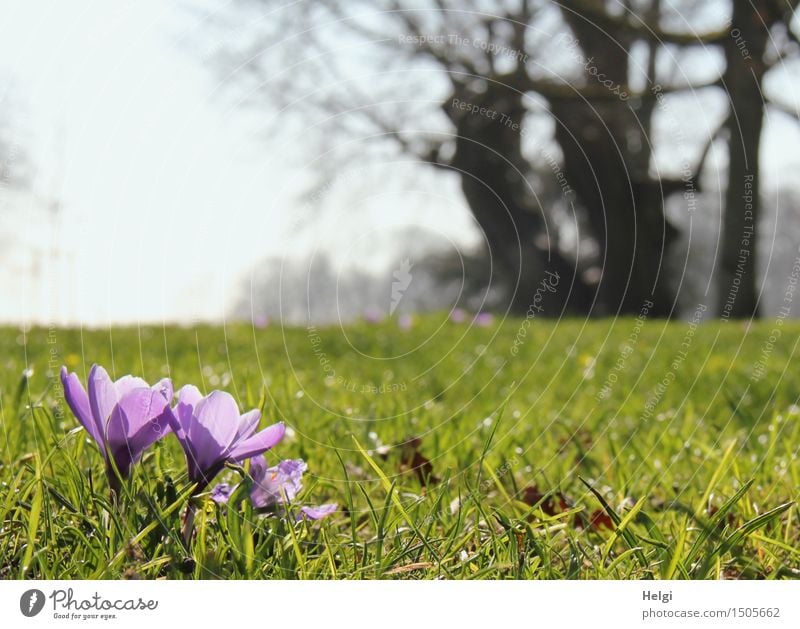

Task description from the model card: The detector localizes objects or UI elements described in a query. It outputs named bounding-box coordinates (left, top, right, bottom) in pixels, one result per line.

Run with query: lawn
left=1, top=315, right=798, bottom=579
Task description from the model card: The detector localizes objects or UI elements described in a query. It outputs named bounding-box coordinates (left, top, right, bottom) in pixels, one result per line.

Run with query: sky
left=0, top=0, right=477, bottom=326
left=1, top=1, right=799, bottom=325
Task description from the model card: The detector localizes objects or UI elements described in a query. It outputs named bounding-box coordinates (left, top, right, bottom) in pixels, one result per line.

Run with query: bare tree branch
left=563, top=0, right=731, bottom=46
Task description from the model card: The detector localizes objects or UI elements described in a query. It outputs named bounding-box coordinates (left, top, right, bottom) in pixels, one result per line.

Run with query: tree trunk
left=717, top=2, right=768, bottom=318
left=552, top=7, right=678, bottom=317
left=448, top=84, right=593, bottom=315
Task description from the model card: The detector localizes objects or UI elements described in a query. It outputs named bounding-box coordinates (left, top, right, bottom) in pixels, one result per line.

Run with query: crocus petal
left=106, top=388, right=172, bottom=474
left=170, top=384, right=202, bottom=445
left=167, top=409, right=203, bottom=484
left=176, top=384, right=203, bottom=409
left=189, top=391, right=241, bottom=471
left=298, top=504, right=337, bottom=520
left=113, top=375, right=150, bottom=399
left=87, top=364, right=117, bottom=433
left=227, top=422, right=285, bottom=462
left=166, top=402, right=187, bottom=444
left=210, top=483, right=233, bottom=504
left=152, top=378, right=173, bottom=403
left=61, top=367, right=105, bottom=453
left=276, top=458, right=307, bottom=477
left=236, top=409, right=261, bottom=440
left=248, top=454, right=268, bottom=480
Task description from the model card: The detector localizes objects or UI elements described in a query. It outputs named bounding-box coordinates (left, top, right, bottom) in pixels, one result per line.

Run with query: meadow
left=1, top=315, right=798, bottom=579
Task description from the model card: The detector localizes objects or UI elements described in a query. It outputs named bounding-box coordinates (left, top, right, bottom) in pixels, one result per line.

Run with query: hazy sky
left=0, top=0, right=477, bottom=325
left=1, top=1, right=799, bottom=325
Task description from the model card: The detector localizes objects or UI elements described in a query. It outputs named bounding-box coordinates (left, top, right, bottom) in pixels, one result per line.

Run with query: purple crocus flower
left=363, top=307, right=384, bottom=324
left=209, top=483, right=234, bottom=503
left=299, top=504, right=338, bottom=520
left=60, top=365, right=173, bottom=489
left=398, top=313, right=413, bottom=330
left=212, top=454, right=336, bottom=520
left=248, top=456, right=306, bottom=509
left=252, top=314, right=270, bottom=329
left=474, top=312, right=494, bottom=327
left=168, top=385, right=285, bottom=489
left=450, top=308, right=467, bottom=323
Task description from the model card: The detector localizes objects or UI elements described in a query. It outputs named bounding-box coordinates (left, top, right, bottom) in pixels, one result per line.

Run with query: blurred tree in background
left=220, top=0, right=800, bottom=319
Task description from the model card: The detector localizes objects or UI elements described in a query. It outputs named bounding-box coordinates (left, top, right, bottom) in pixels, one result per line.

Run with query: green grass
left=1, top=315, right=798, bottom=579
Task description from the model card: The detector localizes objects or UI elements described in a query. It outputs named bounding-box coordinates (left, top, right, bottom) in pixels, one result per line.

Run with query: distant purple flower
left=248, top=456, right=306, bottom=509
left=210, top=483, right=233, bottom=503
left=473, top=312, right=494, bottom=327
left=60, top=365, right=173, bottom=489
left=363, top=308, right=384, bottom=324
left=398, top=313, right=413, bottom=330
left=299, top=504, right=338, bottom=520
left=211, top=454, right=336, bottom=520
left=252, top=314, right=270, bottom=329
left=167, top=385, right=284, bottom=489
left=450, top=308, right=467, bottom=323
